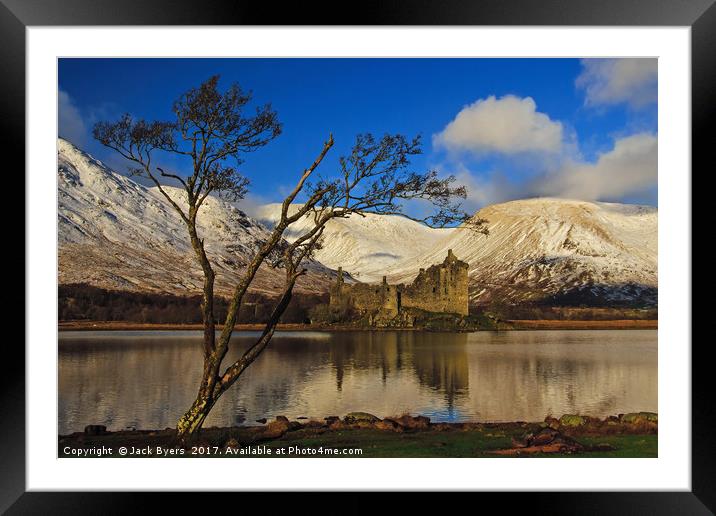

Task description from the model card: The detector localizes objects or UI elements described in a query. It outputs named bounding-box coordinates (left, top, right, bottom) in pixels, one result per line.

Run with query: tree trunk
left=175, top=281, right=297, bottom=445
left=176, top=394, right=216, bottom=445
left=188, top=223, right=216, bottom=356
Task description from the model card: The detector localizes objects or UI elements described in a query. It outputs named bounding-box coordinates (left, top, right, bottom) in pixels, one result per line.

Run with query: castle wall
left=328, top=268, right=349, bottom=311
left=400, top=251, right=469, bottom=316
left=346, top=281, right=399, bottom=316
left=330, top=272, right=399, bottom=317
left=329, top=250, right=469, bottom=318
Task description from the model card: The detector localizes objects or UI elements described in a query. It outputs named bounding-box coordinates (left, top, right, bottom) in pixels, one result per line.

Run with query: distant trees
left=58, top=284, right=327, bottom=324
left=94, top=75, right=484, bottom=445
left=58, top=284, right=207, bottom=323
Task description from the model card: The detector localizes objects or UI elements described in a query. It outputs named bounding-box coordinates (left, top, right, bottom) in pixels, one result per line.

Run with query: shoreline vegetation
left=59, top=319, right=657, bottom=332
left=59, top=412, right=658, bottom=458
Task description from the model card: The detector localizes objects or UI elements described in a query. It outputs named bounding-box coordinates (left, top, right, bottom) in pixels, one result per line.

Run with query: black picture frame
left=5, top=0, right=707, bottom=512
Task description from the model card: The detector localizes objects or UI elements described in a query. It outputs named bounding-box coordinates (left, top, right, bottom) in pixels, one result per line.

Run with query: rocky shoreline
left=59, top=412, right=658, bottom=458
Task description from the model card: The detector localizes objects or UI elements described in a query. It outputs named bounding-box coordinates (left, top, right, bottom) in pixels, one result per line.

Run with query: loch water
left=58, top=329, right=657, bottom=434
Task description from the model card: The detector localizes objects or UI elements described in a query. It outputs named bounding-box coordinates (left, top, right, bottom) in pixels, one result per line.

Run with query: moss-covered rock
left=559, top=414, right=587, bottom=427
left=344, top=412, right=380, bottom=424
left=621, top=412, right=658, bottom=424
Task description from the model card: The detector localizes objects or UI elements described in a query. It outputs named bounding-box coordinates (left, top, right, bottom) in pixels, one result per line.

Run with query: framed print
left=5, top=0, right=710, bottom=512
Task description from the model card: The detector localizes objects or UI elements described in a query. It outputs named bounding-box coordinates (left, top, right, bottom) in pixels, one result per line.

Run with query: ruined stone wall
left=346, top=281, right=399, bottom=317
left=329, top=251, right=469, bottom=318
left=329, top=270, right=399, bottom=317
left=400, top=250, right=469, bottom=316
left=328, top=267, right=352, bottom=312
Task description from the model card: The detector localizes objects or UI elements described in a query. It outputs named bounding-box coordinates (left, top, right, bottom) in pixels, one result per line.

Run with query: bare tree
left=94, top=76, right=486, bottom=445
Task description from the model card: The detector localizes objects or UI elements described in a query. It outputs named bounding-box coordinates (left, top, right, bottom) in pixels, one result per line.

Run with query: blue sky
left=58, top=58, right=658, bottom=212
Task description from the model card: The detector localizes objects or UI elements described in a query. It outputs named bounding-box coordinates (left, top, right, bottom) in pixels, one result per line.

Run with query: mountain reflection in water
left=58, top=330, right=656, bottom=434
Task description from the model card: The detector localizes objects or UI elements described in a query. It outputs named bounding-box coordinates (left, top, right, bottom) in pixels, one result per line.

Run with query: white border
left=27, top=27, right=691, bottom=491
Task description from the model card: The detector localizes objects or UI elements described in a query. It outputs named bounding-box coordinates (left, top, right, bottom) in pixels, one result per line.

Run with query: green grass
left=261, top=428, right=656, bottom=458
left=59, top=426, right=657, bottom=458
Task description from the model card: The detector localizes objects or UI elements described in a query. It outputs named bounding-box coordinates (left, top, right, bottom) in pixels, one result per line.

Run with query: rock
left=287, top=421, right=303, bottom=431
left=324, top=416, right=340, bottom=424
left=375, top=419, right=404, bottom=432
left=261, top=419, right=290, bottom=439
left=329, top=419, right=349, bottom=430
left=605, top=415, right=620, bottom=425
left=642, top=412, right=658, bottom=422
left=432, top=423, right=453, bottom=432
left=621, top=412, right=658, bottom=424
left=84, top=425, right=107, bottom=436
left=297, top=416, right=308, bottom=420
left=531, top=428, right=560, bottom=446
left=496, top=428, right=585, bottom=455
left=225, top=437, right=239, bottom=449
left=414, top=416, right=431, bottom=428
left=559, top=414, right=587, bottom=427
left=255, top=418, right=267, bottom=424
left=343, top=412, right=380, bottom=424
left=511, top=434, right=530, bottom=448
left=395, top=415, right=430, bottom=430
left=544, top=416, right=560, bottom=430
left=275, top=415, right=289, bottom=423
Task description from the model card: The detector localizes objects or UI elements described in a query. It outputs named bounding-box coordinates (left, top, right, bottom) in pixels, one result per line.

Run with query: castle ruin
left=329, top=250, right=469, bottom=320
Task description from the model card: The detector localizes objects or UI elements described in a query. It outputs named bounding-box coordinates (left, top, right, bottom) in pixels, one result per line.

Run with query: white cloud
left=449, top=166, right=518, bottom=211
left=576, top=58, right=657, bottom=108
left=535, top=132, right=657, bottom=201
left=433, top=95, right=564, bottom=155
left=446, top=132, right=657, bottom=209
left=58, top=90, right=88, bottom=146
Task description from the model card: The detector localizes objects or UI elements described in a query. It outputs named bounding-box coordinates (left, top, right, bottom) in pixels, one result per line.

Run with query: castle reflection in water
left=59, top=330, right=657, bottom=434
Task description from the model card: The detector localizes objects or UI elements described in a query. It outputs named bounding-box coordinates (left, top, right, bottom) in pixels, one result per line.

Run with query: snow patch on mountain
left=253, top=204, right=453, bottom=283
left=58, top=138, right=334, bottom=296
left=57, top=139, right=657, bottom=307
left=384, top=197, right=657, bottom=306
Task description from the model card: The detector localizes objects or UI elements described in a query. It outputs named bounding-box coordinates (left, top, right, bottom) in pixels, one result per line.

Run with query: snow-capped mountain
left=385, top=198, right=658, bottom=306
left=58, top=139, right=657, bottom=308
left=254, top=204, right=453, bottom=283
left=58, top=138, right=335, bottom=297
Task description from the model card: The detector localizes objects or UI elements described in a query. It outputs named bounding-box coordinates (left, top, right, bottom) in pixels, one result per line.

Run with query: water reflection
left=58, top=330, right=657, bottom=434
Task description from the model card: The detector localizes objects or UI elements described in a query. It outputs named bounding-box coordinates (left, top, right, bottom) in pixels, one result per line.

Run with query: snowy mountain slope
left=58, top=138, right=335, bottom=297
left=254, top=204, right=453, bottom=283
left=384, top=198, right=658, bottom=306
left=58, top=139, right=658, bottom=308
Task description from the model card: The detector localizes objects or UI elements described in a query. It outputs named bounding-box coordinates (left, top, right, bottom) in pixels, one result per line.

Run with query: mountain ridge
left=58, top=139, right=657, bottom=309
left=58, top=138, right=335, bottom=297
left=385, top=197, right=657, bottom=307
left=253, top=203, right=453, bottom=283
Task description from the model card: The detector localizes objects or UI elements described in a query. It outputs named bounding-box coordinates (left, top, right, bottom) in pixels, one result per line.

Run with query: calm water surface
left=58, top=330, right=657, bottom=434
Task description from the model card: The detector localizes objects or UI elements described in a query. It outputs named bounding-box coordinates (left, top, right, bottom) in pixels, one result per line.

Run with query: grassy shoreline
left=58, top=319, right=657, bottom=332
left=59, top=413, right=658, bottom=458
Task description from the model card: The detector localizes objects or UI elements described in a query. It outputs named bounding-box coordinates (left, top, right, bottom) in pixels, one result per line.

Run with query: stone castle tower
left=329, top=250, right=469, bottom=318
